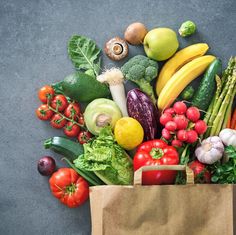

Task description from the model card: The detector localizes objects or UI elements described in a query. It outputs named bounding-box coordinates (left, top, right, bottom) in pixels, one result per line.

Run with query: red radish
left=173, top=115, right=188, bottom=130
left=160, top=113, right=173, bottom=126
left=162, top=128, right=171, bottom=140
left=177, top=129, right=188, bottom=141
left=164, top=108, right=175, bottom=115
left=171, top=139, right=182, bottom=147
left=194, top=120, right=208, bottom=134
left=165, top=121, right=177, bottom=131
left=186, top=130, right=198, bottom=143
left=173, top=101, right=187, bottom=115
left=186, top=107, right=200, bottom=122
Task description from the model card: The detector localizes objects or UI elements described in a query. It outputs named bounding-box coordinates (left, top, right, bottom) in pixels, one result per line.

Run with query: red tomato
left=189, top=160, right=211, bottom=183
left=38, top=85, right=55, bottom=103
left=36, top=104, right=53, bottom=120
left=64, top=103, right=80, bottom=120
left=133, top=140, right=179, bottom=185
left=78, top=131, right=92, bottom=144
left=49, top=168, right=89, bottom=208
left=78, top=115, right=85, bottom=126
left=51, top=95, right=68, bottom=112
left=50, top=114, right=67, bottom=129
left=64, top=122, right=80, bottom=137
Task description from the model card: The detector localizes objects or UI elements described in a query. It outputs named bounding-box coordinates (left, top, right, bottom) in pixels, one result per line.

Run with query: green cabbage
left=74, top=127, right=133, bottom=185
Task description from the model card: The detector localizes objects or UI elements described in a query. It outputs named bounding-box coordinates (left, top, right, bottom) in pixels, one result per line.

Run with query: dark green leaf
left=68, top=35, right=101, bottom=77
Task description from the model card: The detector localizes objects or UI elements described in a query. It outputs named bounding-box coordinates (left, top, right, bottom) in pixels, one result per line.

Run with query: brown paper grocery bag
left=90, top=165, right=235, bottom=235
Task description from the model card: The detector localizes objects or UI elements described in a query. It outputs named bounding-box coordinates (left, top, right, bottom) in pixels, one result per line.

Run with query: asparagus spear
left=205, top=57, right=236, bottom=138
left=203, top=75, right=222, bottom=138
left=210, top=73, right=236, bottom=136
left=221, top=57, right=235, bottom=88
left=212, top=75, right=222, bottom=107
left=205, top=76, right=230, bottom=136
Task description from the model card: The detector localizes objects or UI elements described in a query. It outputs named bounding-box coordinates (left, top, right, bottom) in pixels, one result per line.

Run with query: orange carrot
left=226, top=115, right=231, bottom=128
left=231, top=108, right=236, bottom=129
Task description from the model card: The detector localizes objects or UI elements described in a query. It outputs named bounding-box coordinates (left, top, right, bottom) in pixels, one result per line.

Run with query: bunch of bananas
left=156, top=43, right=215, bottom=110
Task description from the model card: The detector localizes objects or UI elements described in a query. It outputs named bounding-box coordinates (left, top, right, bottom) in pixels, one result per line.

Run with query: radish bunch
left=160, top=101, right=207, bottom=147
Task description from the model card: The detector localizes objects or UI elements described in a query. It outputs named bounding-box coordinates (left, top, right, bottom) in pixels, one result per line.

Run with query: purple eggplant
left=127, top=88, right=160, bottom=140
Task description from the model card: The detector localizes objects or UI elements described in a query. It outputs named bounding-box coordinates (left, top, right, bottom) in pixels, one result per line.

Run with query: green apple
left=144, top=28, right=179, bottom=61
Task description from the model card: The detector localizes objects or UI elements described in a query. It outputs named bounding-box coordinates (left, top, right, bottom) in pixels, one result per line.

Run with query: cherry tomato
left=64, top=122, right=80, bottom=137
left=51, top=95, right=68, bottom=112
left=78, top=131, right=92, bottom=144
left=36, top=104, right=54, bottom=120
left=49, top=168, right=89, bottom=208
left=64, top=103, right=80, bottom=120
left=38, top=85, right=55, bottom=103
left=50, top=114, right=67, bottom=129
left=78, top=115, right=85, bottom=126
left=189, top=160, right=211, bottom=183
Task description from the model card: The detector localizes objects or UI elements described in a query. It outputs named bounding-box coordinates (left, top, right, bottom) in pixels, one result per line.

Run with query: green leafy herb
left=68, top=35, right=101, bottom=77
left=175, top=145, right=190, bottom=184
left=211, top=145, right=236, bottom=184
left=74, top=126, right=133, bottom=185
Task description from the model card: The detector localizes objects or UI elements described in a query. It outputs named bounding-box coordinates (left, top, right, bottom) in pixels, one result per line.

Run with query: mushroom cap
left=104, top=37, right=128, bottom=61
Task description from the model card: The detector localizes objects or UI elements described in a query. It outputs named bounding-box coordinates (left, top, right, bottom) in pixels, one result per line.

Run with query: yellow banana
left=157, top=55, right=215, bottom=110
left=156, top=43, right=209, bottom=96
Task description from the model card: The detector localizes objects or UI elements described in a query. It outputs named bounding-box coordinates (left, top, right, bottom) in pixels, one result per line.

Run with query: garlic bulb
left=195, top=136, right=224, bottom=164
left=219, top=129, right=236, bottom=147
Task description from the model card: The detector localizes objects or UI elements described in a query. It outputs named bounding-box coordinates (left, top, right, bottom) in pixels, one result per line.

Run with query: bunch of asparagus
left=204, top=57, right=236, bottom=137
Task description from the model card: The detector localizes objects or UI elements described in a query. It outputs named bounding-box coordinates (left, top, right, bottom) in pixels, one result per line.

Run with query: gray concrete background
left=0, top=0, right=235, bottom=234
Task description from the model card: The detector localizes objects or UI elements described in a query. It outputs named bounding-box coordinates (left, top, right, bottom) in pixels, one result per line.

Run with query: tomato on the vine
left=50, top=114, right=67, bottom=129
left=38, top=85, right=55, bottom=103
left=64, top=122, right=80, bottom=137
left=36, top=104, right=54, bottom=120
left=49, top=168, right=89, bottom=208
left=64, top=103, right=80, bottom=120
left=78, top=131, right=92, bottom=144
left=77, top=115, right=85, bottom=126
left=51, top=95, right=68, bottom=112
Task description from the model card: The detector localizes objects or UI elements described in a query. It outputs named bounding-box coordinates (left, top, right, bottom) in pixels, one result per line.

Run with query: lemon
left=114, top=117, right=144, bottom=150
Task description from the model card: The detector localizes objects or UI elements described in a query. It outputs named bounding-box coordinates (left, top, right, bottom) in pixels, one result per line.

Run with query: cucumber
left=192, top=59, right=222, bottom=111
left=44, top=136, right=104, bottom=186
left=61, top=72, right=110, bottom=103
left=44, top=136, right=83, bottom=161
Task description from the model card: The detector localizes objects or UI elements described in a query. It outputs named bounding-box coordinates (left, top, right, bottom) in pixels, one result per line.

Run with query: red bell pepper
left=133, top=139, right=179, bottom=185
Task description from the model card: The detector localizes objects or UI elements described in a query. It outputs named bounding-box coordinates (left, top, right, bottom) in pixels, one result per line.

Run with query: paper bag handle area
left=134, top=165, right=194, bottom=185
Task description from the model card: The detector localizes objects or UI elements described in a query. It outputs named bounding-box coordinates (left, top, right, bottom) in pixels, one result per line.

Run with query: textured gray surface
left=0, top=0, right=235, bottom=234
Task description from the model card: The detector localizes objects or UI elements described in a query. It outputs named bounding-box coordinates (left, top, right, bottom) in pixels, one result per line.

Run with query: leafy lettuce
left=74, top=127, right=133, bottom=185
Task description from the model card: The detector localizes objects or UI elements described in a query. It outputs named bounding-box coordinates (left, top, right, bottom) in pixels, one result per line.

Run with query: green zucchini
left=44, top=136, right=104, bottom=186
left=192, top=59, right=222, bottom=111
left=44, top=136, right=83, bottom=161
